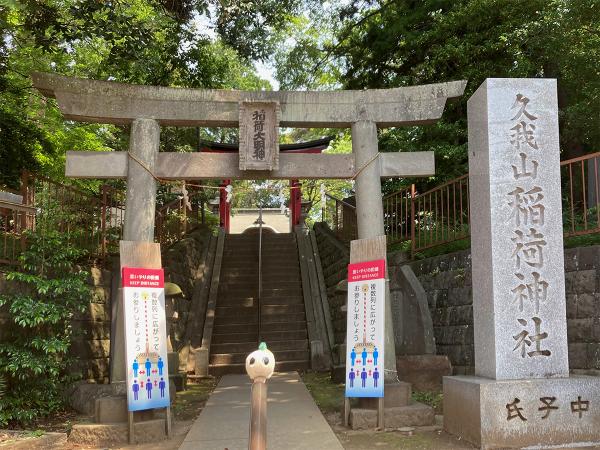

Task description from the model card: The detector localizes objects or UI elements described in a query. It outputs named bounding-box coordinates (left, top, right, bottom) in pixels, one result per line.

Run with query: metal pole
left=410, top=184, right=416, bottom=258
left=249, top=377, right=267, bottom=450
left=257, top=207, right=263, bottom=344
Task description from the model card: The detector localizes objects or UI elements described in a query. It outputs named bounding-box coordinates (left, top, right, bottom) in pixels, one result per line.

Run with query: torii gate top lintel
left=32, top=72, right=466, bottom=128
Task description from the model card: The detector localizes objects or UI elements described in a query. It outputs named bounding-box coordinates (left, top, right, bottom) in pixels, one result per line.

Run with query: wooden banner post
left=119, top=241, right=172, bottom=443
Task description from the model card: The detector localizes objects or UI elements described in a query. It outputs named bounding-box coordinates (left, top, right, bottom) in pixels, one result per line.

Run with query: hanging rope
left=351, top=152, right=380, bottom=181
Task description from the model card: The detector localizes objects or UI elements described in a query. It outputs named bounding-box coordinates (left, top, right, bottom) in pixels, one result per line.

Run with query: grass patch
left=171, top=378, right=219, bottom=421
left=23, top=430, right=44, bottom=438
left=564, top=232, right=600, bottom=248
left=390, top=231, right=600, bottom=260
left=414, top=238, right=471, bottom=259
left=302, top=372, right=344, bottom=414
left=412, top=391, right=444, bottom=414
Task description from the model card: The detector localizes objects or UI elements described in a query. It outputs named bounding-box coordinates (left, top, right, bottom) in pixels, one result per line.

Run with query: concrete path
left=179, top=372, right=343, bottom=450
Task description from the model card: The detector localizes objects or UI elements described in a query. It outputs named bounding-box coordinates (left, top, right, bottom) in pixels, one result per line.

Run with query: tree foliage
left=335, top=0, right=599, bottom=191
left=0, top=231, right=91, bottom=425
left=275, top=0, right=600, bottom=194
left=0, top=0, right=296, bottom=188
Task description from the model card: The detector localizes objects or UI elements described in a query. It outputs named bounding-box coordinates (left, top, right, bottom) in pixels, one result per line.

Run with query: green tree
left=0, top=0, right=296, bottom=188
left=276, top=1, right=600, bottom=193
left=0, top=231, right=91, bottom=425
left=338, top=0, right=599, bottom=189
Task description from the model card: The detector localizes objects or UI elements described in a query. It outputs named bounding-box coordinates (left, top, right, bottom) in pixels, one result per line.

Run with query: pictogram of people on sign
left=347, top=344, right=381, bottom=390
left=130, top=355, right=168, bottom=403
left=132, top=380, right=140, bottom=400
left=159, top=378, right=166, bottom=398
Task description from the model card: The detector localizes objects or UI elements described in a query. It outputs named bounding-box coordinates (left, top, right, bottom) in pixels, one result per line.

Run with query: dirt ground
left=301, top=372, right=475, bottom=450
left=0, top=378, right=218, bottom=450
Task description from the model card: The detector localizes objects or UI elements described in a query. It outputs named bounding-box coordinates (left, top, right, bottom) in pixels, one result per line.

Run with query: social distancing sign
left=345, top=259, right=385, bottom=398
left=123, top=267, right=170, bottom=411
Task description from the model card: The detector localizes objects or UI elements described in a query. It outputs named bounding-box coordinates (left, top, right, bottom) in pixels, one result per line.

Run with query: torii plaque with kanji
left=239, top=101, right=280, bottom=171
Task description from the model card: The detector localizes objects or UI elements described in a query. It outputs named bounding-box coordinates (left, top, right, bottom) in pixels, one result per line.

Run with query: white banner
left=345, top=259, right=385, bottom=398
left=123, top=267, right=170, bottom=411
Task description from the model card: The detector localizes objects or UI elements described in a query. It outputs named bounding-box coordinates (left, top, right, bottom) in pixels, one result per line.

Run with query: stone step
left=223, top=252, right=299, bottom=259
left=217, top=279, right=302, bottom=288
left=219, top=273, right=301, bottom=282
left=209, top=359, right=309, bottom=377
left=220, top=268, right=301, bottom=278
left=215, top=304, right=306, bottom=317
left=225, top=241, right=296, bottom=247
left=211, top=329, right=308, bottom=344
left=222, top=261, right=299, bottom=269
left=226, top=233, right=295, bottom=240
left=210, top=339, right=309, bottom=354
left=214, top=312, right=306, bottom=325
left=213, top=321, right=307, bottom=335
left=217, top=295, right=304, bottom=307
left=223, top=242, right=296, bottom=249
left=225, top=238, right=296, bottom=248
left=218, top=287, right=303, bottom=296
left=218, top=287, right=302, bottom=298
left=219, top=262, right=300, bottom=271
left=222, top=252, right=298, bottom=259
left=210, top=349, right=310, bottom=365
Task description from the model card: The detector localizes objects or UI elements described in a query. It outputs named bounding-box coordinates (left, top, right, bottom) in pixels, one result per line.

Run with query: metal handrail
left=254, top=207, right=264, bottom=344
left=324, top=150, right=600, bottom=256
left=325, top=193, right=356, bottom=210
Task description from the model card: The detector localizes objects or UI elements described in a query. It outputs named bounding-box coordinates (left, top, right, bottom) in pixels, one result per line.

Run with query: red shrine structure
left=199, top=137, right=333, bottom=233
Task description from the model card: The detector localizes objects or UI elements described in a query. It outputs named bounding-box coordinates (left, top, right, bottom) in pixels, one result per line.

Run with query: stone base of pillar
left=358, top=381, right=411, bottom=408
left=348, top=380, right=435, bottom=430
left=194, top=348, right=209, bottom=377
left=444, top=375, right=600, bottom=448
left=348, top=402, right=434, bottom=430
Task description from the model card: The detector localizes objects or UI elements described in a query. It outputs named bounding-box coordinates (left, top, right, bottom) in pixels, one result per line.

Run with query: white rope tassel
left=225, top=184, right=233, bottom=203
left=180, top=184, right=192, bottom=211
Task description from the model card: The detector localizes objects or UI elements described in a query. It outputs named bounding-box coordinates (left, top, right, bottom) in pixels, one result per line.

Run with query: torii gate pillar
left=352, top=120, right=397, bottom=382
left=123, top=118, right=159, bottom=242
left=113, top=118, right=160, bottom=384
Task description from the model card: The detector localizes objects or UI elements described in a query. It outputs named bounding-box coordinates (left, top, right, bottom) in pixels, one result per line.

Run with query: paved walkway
left=179, top=372, right=343, bottom=450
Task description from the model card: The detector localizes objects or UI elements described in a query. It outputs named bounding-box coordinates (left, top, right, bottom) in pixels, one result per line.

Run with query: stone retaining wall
left=71, top=266, right=113, bottom=382
left=314, top=223, right=435, bottom=358
left=0, top=226, right=214, bottom=383
left=410, top=245, right=600, bottom=375
left=313, top=223, right=349, bottom=351
left=162, top=226, right=214, bottom=352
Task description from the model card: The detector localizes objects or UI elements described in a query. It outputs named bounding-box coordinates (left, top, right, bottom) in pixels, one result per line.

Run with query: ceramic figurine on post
left=245, top=342, right=275, bottom=450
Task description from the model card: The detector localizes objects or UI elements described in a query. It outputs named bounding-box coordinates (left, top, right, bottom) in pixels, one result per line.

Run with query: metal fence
left=155, top=190, right=215, bottom=247
left=323, top=151, right=600, bottom=256
left=1, top=172, right=217, bottom=266
left=562, top=152, right=600, bottom=238
left=0, top=172, right=121, bottom=264
left=0, top=189, right=35, bottom=265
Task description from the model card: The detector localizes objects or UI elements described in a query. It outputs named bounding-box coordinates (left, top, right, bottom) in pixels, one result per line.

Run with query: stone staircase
left=209, top=233, right=310, bottom=375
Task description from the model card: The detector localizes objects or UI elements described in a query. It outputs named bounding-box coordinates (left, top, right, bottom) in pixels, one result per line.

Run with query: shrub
left=0, top=230, right=91, bottom=426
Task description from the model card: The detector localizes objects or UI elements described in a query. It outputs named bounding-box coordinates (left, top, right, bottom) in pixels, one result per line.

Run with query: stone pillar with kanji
left=443, top=78, right=600, bottom=448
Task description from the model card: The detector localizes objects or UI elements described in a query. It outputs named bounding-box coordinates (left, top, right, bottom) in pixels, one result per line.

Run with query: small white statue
left=245, top=342, right=275, bottom=381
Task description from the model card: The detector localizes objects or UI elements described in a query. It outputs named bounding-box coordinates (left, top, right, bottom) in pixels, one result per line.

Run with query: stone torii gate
left=32, top=72, right=465, bottom=387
